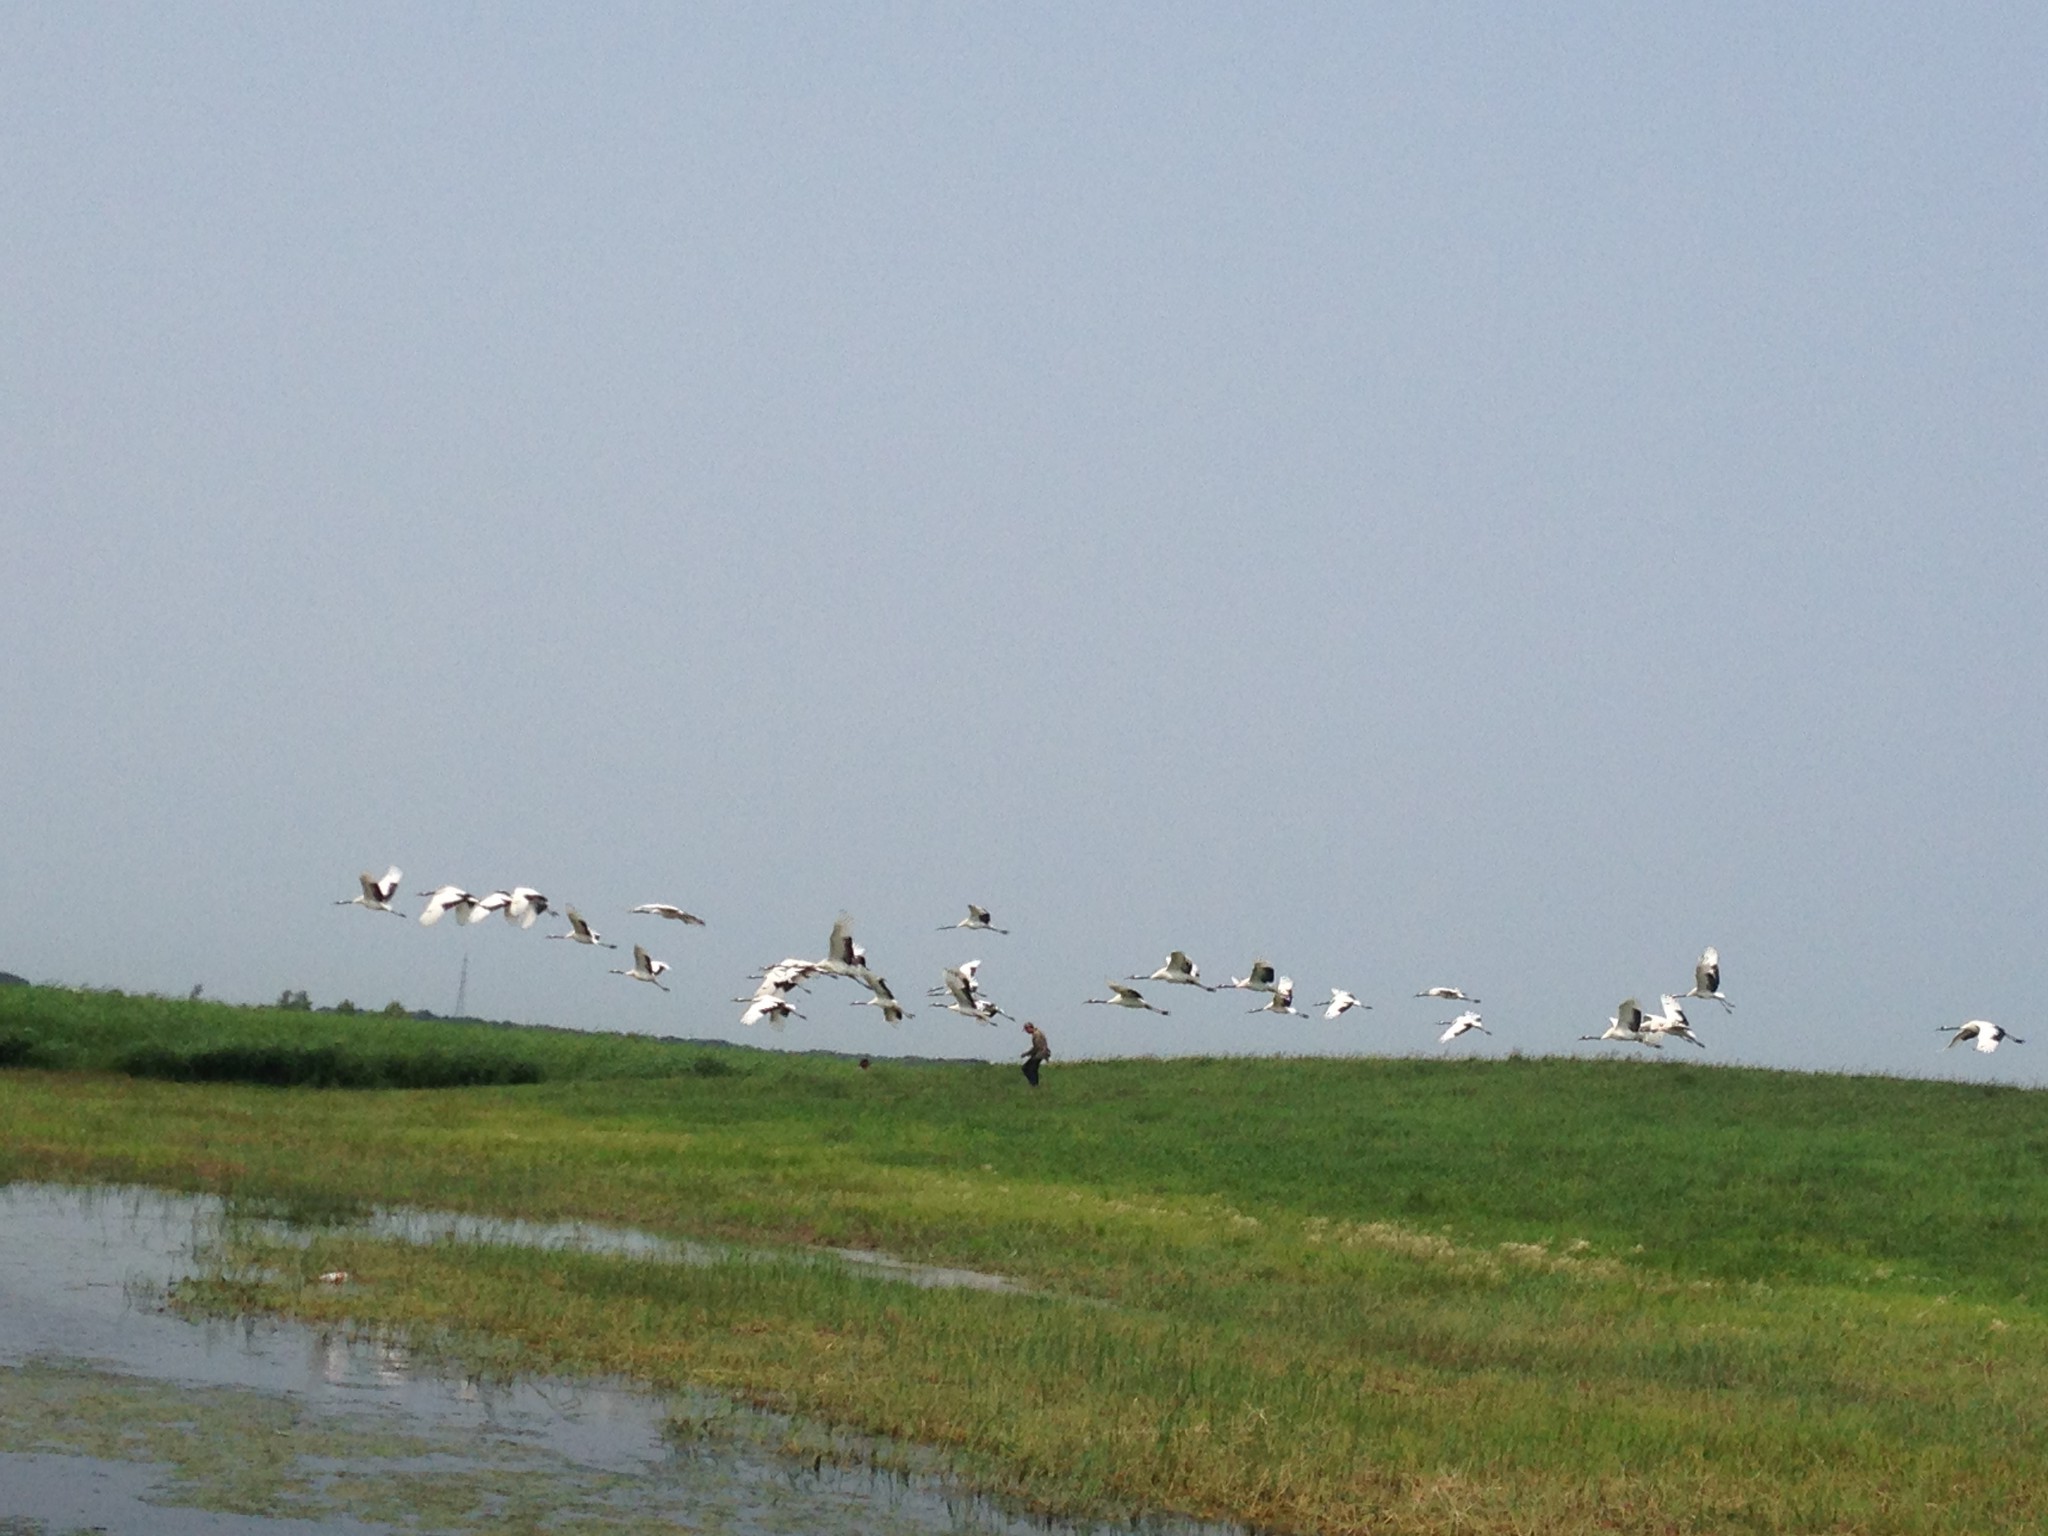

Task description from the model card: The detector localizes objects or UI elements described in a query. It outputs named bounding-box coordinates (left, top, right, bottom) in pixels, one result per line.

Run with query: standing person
left=1020, top=1023, right=1051, bottom=1086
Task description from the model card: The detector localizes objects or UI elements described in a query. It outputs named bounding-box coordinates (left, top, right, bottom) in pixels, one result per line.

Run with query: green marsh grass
left=0, top=981, right=741, bottom=1088
left=4, top=982, right=2047, bottom=1532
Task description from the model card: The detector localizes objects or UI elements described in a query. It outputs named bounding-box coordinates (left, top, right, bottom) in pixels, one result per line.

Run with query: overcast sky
left=4, top=4, right=2043, bottom=1083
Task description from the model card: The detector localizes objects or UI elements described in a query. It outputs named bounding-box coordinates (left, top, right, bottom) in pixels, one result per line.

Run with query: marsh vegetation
left=2, top=983, right=2044, bottom=1533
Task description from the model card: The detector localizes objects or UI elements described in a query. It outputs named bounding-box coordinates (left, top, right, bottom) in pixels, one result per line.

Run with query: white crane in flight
left=632, top=903, right=706, bottom=925
left=1251, top=978, right=1307, bottom=1017
left=504, top=888, right=550, bottom=928
left=1438, top=1010, right=1488, bottom=1043
left=928, top=956, right=985, bottom=994
left=418, top=886, right=484, bottom=927
left=1581, top=998, right=1660, bottom=1048
left=1683, top=947, right=1733, bottom=1011
left=610, top=944, right=672, bottom=992
left=739, top=992, right=801, bottom=1029
left=1941, top=1020, right=2023, bottom=1053
left=547, top=907, right=617, bottom=949
left=940, top=905, right=1008, bottom=934
left=1643, top=995, right=1705, bottom=1048
left=853, top=972, right=911, bottom=1024
left=1130, top=951, right=1214, bottom=990
left=817, top=913, right=868, bottom=977
left=1324, top=988, right=1369, bottom=1019
left=754, top=958, right=820, bottom=996
left=935, top=962, right=1003, bottom=1022
left=1415, top=985, right=1479, bottom=1003
left=738, top=957, right=819, bottom=1027
left=1227, top=958, right=1278, bottom=994
left=1086, top=982, right=1169, bottom=1015
left=337, top=867, right=405, bottom=917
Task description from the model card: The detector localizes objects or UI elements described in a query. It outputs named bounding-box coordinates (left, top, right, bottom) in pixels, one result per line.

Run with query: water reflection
left=0, top=1184, right=1236, bottom=1536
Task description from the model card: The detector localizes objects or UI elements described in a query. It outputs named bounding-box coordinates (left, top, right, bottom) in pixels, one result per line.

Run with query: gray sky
left=4, top=5, right=2043, bottom=1082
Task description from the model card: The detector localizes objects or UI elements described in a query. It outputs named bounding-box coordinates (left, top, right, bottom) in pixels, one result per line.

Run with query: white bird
left=610, top=944, right=672, bottom=992
left=1683, top=947, right=1733, bottom=1011
left=1251, top=978, right=1307, bottom=1017
left=939, top=904, right=1008, bottom=935
left=337, top=867, right=405, bottom=917
left=504, top=887, right=550, bottom=928
left=1643, top=994, right=1706, bottom=1048
left=1130, top=951, right=1214, bottom=990
left=739, top=992, right=802, bottom=1029
left=632, top=903, right=705, bottom=925
left=547, top=906, right=617, bottom=949
left=1581, top=997, right=1661, bottom=1048
left=927, top=956, right=986, bottom=994
left=1227, top=958, right=1278, bottom=994
left=853, top=972, right=911, bottom=1025
left=1324, top=988, right=1370, bottom=1020
left=472, top=890, right=514, bottom=921
left=935, top=962, right=1004, bottom=1022
left=738, top=956, right=822, bottom=1028
left=1941, top=1020, right=2024, bottom=1054
left=1087, top=982, right=1168, bottom=1016
left=816, top=913, right=867, bottom=977
left=1438, top=1010, right=1488, bottom=1043
left=1415, top=986, right=1480, bottom=1003
left=418, top=886, right=484, bottom=927
left=755, top=958, right=821, bottom=995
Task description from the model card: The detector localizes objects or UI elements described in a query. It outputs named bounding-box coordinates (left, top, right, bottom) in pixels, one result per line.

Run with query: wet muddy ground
left=0, top=1184, right=1233, bottom=1536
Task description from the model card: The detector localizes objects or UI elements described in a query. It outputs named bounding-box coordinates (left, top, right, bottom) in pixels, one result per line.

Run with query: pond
left=0, top=1183, right=1237, bottom=1536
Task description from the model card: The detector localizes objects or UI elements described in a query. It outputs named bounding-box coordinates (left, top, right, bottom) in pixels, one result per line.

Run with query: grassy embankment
left=2, top=982, right=2045, bottom=1533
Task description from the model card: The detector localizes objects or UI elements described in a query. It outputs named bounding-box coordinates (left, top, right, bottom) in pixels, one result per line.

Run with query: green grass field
left=3, top=982, right=2044, bottom=1533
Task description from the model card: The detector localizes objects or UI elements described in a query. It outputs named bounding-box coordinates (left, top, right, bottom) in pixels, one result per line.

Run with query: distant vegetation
left=3, top=981, right=2046, bottom=1532
left=0, top=982, right=741, bottom=1089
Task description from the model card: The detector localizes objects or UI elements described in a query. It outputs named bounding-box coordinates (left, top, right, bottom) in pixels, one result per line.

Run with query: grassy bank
left=0, top=980, right=750, bottom=1086
left=3, top=983, right=2045, bottom=1532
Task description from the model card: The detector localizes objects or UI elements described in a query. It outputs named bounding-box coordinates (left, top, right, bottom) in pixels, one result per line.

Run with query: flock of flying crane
left=338, top=870, right=2026, bottom=1064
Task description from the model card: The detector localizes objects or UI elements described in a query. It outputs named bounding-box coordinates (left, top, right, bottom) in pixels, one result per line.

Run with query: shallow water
left=334, top=1206, right=1029, bottom=1294
left=0, top=1183, right=1232, bottom=1536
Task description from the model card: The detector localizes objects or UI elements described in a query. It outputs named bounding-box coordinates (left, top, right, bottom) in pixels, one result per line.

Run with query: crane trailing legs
left=1683, top=947, right=1733, bottom=1011
left=1582, top=998, right=1661, bottom=1048
left=940, top=904, right=1008, bottom=935
left=610, top=945, right=672, bottom=992
left=338, top=867, right=405, bottom=917
left=1086, top=982, right=1169, bottom=1016
left=1941, top=1020, right=2022, bottom=1053
left=1131, top=951, right=1214, bottom=990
